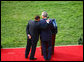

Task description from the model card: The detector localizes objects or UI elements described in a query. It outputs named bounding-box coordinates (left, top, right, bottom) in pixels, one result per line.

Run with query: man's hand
left=46, top=19, right=50, bottom=23
left=28, top=34, right=31, bottom=39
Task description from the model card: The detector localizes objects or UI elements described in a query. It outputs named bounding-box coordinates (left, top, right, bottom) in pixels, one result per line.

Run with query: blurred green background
left=1, top=1, right=83, bottom=48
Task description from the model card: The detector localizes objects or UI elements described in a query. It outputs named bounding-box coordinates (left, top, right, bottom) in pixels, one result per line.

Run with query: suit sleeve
left=49, top=21, right=55, bottom=30
left=26, top=23, right=30, bottom=35
left=50, top=19, right=58, bottom=34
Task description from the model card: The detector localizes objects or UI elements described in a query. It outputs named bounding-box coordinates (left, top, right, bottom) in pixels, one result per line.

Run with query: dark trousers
left=52, top=34, right=56, bottom=54
left=25, top=38, right=37, bottom=58
left=41, top=40, right=52, bottom=60
left=41, top=34, right=56, bottom=55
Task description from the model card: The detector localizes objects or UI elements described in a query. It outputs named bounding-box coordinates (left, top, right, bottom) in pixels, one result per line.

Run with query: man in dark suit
left=40, top=14, right=58, bottom=56
left=25, top=16, right=50, bottom=60
left=40, top=11, right=54, bottom=60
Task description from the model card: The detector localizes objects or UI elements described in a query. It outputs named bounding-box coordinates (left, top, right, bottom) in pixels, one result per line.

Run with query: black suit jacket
left=26, top=20, right=48, bottom=42
left=40, top=18, right=54, bottom=41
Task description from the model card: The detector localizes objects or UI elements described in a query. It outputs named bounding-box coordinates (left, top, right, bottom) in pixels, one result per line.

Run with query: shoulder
left=39, top=19, right=44, bottom=23
left=40, top=19, right=44, bottom=22
left=29, top=20, right=33, bottom=22
left=28, top=20, right=34, bottom=23
left=49, top=18, right=56, bottom=22
left=40, top=19, right=43, bottom=21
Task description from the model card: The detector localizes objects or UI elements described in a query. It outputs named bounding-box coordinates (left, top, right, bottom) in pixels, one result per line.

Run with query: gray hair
left=42, top=11, right=48, bottom=17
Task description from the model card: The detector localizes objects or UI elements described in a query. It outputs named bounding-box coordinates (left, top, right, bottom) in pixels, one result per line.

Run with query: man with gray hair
left=40, top=11, right=58, bottom=60
left=40, top=11, right=54, bottom=60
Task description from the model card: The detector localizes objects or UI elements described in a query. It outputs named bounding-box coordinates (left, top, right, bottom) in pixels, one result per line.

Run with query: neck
left=43, top=17, right=47, bottom=19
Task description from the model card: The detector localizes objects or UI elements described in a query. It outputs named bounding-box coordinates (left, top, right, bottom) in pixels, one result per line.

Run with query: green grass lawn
left=1, top=1, right=83, bottom=48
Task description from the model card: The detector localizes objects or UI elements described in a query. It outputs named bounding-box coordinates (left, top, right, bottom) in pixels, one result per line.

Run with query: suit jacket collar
left=43, top=18, right=47, bottom=20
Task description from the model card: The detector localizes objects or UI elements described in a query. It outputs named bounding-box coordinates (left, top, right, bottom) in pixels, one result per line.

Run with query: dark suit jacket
left=40, top=18, right=54, bottom=42
left=26, top=20, right=48, bottom=42
left=49, top=19, right=58, bottom=34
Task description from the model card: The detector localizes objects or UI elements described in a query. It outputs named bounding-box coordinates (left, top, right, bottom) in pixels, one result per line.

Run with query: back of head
left=42, top=11, right=48, bottom=17
left=35, top=15, right=40, bottom=21
left=42, top=11, right=49, bottom=19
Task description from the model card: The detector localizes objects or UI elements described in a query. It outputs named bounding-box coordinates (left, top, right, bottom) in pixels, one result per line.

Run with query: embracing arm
left=39, top=20, right=50, bottom=29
